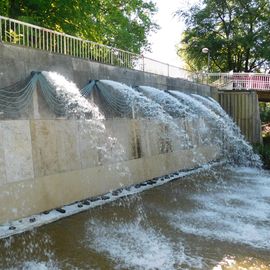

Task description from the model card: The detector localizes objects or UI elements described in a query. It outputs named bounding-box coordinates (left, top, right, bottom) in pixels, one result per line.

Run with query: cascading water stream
left=135, top=85, right=198, bottom=149
left=95, top=80, right=173, bottom=119
left=41, top=72, right=104, bottom=120
left=1, top=73, right=268, bottom=270
left=42, top=72, right=129, bottom=168
left=169, top=90, right=262, bottom=167
left=191, top=94, right=226, bottom=117
left=135, top=86, right=193, bottom=118
left=81, top=79, right=262, bottom=167
left=192, top=93, right=241, bottom=129
left=84, top=80, right=198, bottom=154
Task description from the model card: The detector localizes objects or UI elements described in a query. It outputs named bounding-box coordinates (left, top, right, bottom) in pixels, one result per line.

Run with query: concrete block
left=2, top=120, right=34, bottom=183
left=78, top=120, right=102, bottom=168
left=55, top=120, right=81, bottom=172
left=30, top=120, right=59, bottom=177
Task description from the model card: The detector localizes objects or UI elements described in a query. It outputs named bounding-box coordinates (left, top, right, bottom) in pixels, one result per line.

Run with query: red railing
left=232, top=74, right=270, bottom=90
left=195, top=73, right=270, bottom=90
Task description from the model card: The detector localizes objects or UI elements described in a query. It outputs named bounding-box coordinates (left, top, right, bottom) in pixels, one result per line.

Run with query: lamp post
left=202, top=47, right=210, bottom=73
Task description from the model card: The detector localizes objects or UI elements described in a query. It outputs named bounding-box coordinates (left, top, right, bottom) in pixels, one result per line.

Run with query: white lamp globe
left=202, top=47, right=209, bottom=54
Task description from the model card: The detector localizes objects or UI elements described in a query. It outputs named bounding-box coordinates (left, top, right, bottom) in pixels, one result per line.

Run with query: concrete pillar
left=218, top=90, right=262, bottom=144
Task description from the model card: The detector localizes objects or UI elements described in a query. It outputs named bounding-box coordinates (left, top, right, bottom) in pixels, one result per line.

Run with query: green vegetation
left=260, top=102, right=270, bottom=124
left=177, top=0, right=270, bottom=72
left=255, top=102, right=270, bottom=169
left=254, top=140, right=270, bottom=169
left=0, top=0, right=158, bottom=54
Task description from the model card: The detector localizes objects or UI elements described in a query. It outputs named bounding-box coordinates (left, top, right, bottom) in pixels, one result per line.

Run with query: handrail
left=0, top=15, right=191, bottom=80
left=195, top=72, right=270, bottom=91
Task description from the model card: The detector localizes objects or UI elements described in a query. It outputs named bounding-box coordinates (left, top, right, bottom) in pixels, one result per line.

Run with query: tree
left=0, top=0, right=8, bottom=16
left=177, top=0, right=270, bottom=72
left=1, top=0, right=158, bottom=54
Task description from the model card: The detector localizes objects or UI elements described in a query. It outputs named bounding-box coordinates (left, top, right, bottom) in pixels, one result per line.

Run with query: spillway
left=0, top=72, right=268, bottom=270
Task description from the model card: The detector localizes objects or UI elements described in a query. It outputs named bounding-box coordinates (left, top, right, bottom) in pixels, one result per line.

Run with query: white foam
left=166, top=168, right=270, bottom=249
left=212, top=256, right=236, bottom=270
left=170, top=91, right=262, bottom=167
left=85, top=219, right=203, bottom=270
left=11, top=261, right=58, bottom=270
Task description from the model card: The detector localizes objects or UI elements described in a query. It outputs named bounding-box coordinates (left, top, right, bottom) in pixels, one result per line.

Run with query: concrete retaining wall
left=0, top=88, right=222, bottom=224
left=0, top=115, right=221, bottom=224
left=0, top=43, right=221, bottom=224
left=0, top=117, right=220, bottom=224
left=0, top=43, right=217, bottom=97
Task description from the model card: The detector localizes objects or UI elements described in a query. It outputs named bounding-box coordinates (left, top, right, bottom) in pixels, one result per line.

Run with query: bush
left=253, top=142, right=270, bottom=169
left=260, top=102, right=270, bottom=123
left=261, top=110, right=270, bottom=123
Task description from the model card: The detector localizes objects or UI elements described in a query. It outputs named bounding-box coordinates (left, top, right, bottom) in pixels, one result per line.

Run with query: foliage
left=177, top=0, right=270, bottom=72
left=254, top=141, right=270, bottom=169
left=259, top=102, right=270, bottom=123
left=0, top=0, right=8, bottom=16
left=1, top=0, right=158, bottom=54
left=5, top=29, right=23, bottom=43
left=256, top=102, right=270, bottom=169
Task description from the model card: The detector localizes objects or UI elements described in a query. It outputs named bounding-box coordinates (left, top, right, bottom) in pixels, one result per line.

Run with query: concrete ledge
left=0, top=146, right=220, bottom=224
left=0, top=159, right=224, bottom=239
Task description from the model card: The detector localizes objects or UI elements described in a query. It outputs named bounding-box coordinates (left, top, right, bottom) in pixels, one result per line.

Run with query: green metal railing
left=0, top=15, right=191, bottom=80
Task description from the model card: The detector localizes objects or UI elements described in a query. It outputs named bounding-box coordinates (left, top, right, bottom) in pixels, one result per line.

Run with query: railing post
left=111, top=48, right=113, bottom=65
left=0, top=15, right=198, bottom=83
left=0, top=17, right=2, bottom=43
left=63, top=35, right=66, bottom=54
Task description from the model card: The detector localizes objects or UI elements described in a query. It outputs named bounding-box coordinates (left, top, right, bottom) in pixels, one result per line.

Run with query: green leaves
left=178, top=0, right=270, bottom=72
left=2, top=0, right=158, bottom=54
left=0, top=0, right=9, bottom=16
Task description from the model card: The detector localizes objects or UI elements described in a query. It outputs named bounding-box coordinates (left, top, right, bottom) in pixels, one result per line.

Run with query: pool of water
left=0, top=166, right=269, bottom=270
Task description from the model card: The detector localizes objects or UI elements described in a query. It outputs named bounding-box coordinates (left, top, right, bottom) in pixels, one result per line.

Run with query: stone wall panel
left=2, top=120, right=34, bottom=183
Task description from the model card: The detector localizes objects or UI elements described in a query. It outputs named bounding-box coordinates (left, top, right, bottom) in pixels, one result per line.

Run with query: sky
left=144, top=0, right=199, bottom=67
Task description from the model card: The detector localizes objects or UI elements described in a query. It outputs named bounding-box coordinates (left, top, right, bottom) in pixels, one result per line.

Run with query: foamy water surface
left=0, top=167, right=269, bottom=270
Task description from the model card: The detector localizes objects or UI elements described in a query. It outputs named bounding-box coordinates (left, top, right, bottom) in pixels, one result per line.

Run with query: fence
left=194, top=72, right=270, bottom=91
left=0, top=15, right=190, bottom=80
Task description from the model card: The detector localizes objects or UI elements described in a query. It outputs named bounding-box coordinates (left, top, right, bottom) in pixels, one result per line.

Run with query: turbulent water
left=93, top=81, right=261, bottom=167
left=0, top=167, right=269, bottom=269
left=169, top=90, right=261, bottom=167
left=42, top=71, right=104, bottom=119
left=0, top=74, right=268, bottom=269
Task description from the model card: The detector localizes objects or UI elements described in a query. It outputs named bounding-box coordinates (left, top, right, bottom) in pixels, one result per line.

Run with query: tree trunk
left=244, top=49, right=250, bottom=72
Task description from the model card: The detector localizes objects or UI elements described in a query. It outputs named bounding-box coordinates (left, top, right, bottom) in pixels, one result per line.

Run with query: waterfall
left=169, top=90, right=261, bottom=167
